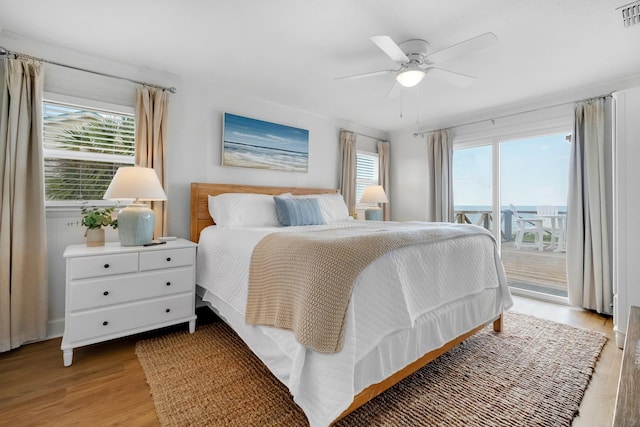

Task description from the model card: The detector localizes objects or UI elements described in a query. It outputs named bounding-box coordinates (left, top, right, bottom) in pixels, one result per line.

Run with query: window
left=356, top=150, right=379, bottom=207
left=43, top=95, right=135, bottom=206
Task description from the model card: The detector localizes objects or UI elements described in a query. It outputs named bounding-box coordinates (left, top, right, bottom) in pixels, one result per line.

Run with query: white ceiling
left=0, top=0, right=638, bottom=132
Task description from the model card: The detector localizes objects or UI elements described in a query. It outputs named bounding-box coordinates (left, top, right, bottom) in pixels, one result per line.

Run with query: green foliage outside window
left=44, top=105, right=135, bottom=202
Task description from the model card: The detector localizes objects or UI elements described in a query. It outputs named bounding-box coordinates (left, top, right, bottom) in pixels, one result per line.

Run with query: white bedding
left=196, top=220, right=512, bottom=427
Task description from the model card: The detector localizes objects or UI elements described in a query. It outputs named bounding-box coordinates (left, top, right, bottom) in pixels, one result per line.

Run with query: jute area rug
left=135, top=312, right=607, bottom=427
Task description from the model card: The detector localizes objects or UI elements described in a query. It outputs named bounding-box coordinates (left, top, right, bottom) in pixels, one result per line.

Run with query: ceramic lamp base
left=117, top=204, right=155, bottom=246
left=365, top=206, right=383, bottom=221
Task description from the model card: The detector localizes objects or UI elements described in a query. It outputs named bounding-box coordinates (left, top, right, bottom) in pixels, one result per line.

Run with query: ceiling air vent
left=619, top=1, right=640, bottom=27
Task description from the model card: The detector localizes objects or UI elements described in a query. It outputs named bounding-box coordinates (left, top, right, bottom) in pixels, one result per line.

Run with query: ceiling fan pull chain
left=416, top=86, right=420, bottom=123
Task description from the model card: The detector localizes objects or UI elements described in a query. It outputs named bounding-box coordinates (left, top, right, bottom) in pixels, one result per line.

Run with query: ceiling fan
left=337, top=32, right=498, bottom=89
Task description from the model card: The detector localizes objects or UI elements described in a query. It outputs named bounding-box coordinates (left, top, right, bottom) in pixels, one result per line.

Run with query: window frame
left=43, top=92, right=135, bottom=209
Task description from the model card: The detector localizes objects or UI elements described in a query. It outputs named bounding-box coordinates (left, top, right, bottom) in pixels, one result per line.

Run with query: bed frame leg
left=493, top=313, right=503, bottom=332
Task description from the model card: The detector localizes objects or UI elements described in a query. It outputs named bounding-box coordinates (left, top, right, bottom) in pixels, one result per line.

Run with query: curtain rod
left=0, top=46, right=177, bottom=94
left=412, top=93, right=612, bottom=137
left=341, top=128, right=388, bottom=143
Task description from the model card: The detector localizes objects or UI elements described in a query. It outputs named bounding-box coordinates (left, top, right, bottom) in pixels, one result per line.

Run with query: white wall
left=0, top=33, right=388, bottom=338
left=613, top=86, right=640, bottom=347
left=388, top=127, right=429, bottom=221
left=164, top=83, right=388, bottom=238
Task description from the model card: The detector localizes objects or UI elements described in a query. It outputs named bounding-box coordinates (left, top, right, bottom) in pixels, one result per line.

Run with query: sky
left=453, top=132, right=571, bottom=208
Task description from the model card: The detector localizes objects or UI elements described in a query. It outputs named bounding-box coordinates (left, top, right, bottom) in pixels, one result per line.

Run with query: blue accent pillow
left=274, top=196, right=325, bottom=226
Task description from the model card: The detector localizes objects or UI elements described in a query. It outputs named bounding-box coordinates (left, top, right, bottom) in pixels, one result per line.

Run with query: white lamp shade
left=104, top=166, right=166, bottom=246
left=396, top=67, right=425, bottom=88
left=360, top=185, right=388, bottom=204
left=103, top=166, right=167, bottom=201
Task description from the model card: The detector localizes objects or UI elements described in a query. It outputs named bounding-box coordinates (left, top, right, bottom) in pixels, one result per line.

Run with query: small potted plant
left=81, top=206, right=118, bottom=247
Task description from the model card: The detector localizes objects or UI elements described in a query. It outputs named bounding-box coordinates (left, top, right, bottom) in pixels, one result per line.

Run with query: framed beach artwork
left=222, top=113, right=309, bottom=172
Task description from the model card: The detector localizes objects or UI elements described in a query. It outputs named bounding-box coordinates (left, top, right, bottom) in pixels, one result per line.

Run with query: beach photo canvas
left=222, top=113, right=309, bottom=172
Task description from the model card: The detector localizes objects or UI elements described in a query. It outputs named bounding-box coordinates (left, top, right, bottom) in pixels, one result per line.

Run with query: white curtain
left=378, top=141, right=390, bottom=220
left=0, top=58, right=48, bottom=352
left=135, top=87, right=169, bottom=239
left=426, top=129, right=454, bottom=222
left=339, top=130, right=357, bottom=215
left=566, top=98, right=612, bottom=314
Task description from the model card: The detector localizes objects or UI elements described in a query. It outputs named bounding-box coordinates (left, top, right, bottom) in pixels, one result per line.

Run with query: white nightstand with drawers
left=61, top=238, right=197, bottom=366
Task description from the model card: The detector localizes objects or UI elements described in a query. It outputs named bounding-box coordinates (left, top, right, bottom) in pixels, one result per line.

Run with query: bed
left=190, top=182, right=512, bottom=427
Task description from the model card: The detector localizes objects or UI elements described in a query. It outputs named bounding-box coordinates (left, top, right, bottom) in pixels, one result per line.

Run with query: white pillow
left=208, top=193, right=283, bottom=227
left=294, top=193, right=349, bottom=223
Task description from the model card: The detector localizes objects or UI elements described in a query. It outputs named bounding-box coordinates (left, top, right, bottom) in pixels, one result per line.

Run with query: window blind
left=356, top=151, right=379, bottom=205
left=43, top=100, right=135, bottom=203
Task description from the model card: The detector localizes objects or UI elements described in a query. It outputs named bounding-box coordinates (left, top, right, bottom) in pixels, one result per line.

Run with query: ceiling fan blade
left=427, top=67, right=477, bottom=87
left=370, top=35, right=410, bottom=63
left=426, top=32, right=498, bottom=65
left=334, top=69, right=395, bottom=81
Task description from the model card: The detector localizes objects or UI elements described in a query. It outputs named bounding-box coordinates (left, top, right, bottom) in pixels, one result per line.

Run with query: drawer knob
left=104, top=263, right=110, bottom=269
left=103, top=291, right=109, bottom=296
left=102, top=321, right=109, bottom=326
left=166, top=282, right=171, bottom=286
left=166, top=257, right=172, bottom=262
left=165, top=308, right=171, bottom=313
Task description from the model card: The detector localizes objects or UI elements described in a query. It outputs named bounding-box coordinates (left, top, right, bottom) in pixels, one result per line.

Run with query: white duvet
left=196, top=220, right=512, bottom=427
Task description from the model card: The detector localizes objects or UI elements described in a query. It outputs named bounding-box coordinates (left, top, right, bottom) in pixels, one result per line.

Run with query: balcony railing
left=454, top=209, right=518, bottom=241
left=454, top=208, right=565, bottom=242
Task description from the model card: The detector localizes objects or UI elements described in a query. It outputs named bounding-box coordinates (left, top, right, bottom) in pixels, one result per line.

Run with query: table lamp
left=360, top=185, right=388, bottom=221
left=103, top=166, right=167, bottom=246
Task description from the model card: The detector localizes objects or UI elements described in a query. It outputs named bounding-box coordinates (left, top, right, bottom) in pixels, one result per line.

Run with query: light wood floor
left=0, top=298, right=622, bottom=426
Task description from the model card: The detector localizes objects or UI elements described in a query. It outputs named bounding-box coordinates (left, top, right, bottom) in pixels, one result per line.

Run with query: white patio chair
left=509, top=204, right=544, bottom=251
left=536, top=205, right=564, bottom=251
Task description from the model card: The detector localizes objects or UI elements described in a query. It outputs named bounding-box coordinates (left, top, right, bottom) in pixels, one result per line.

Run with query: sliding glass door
left=453, top=132, right=570, bottom=303
left=452, top=145, right=493, bottom=233
left=499, top=133, right=570, bottom=301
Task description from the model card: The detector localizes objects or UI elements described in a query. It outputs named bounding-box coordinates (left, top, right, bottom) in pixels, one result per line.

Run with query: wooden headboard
left=190, top=183, right=339, bottom=242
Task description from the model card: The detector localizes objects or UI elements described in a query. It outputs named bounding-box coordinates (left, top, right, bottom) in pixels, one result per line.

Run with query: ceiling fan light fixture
left=396, top=66, right=425, bottom=87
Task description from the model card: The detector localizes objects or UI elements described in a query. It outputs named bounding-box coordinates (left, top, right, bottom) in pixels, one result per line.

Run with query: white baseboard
left=46, top=318, right=64, bottom=340
left=614, top=328, right=626, bottom=349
